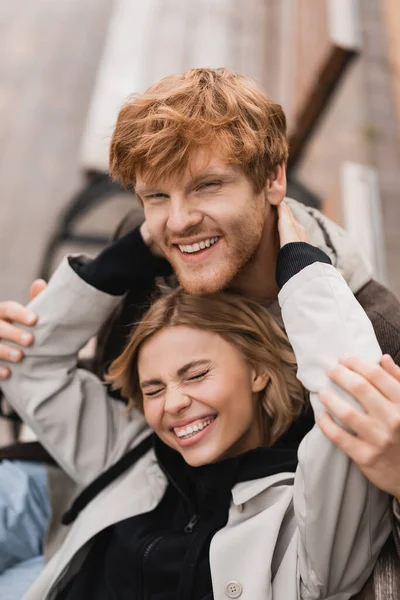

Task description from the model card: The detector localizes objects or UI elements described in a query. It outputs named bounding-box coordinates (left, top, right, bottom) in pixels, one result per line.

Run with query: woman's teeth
left=175, top=417, right=215, bottom=439
left=178, top=237, right=219, bottom=254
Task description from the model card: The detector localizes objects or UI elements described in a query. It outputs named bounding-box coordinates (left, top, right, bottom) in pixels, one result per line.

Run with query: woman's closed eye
left=143, top=387, right=164, bottom=397
left=143, top=370, right=211, bottom=397
left=187, top=369, right=210, bottom=381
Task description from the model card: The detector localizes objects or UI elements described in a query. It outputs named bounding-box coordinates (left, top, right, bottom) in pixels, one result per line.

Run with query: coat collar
left=231, top=472, right=296, bottom=506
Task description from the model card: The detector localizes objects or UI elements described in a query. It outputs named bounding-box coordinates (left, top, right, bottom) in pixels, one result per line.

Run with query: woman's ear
left=264, top=162, right=286, bottom=207
left=251, top=368, right=270, bottom=393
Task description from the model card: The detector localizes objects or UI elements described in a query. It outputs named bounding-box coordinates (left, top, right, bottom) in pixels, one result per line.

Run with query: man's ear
left=251, top=368, right=270, bottom=393
left=264, top=162, right=287, bottom=206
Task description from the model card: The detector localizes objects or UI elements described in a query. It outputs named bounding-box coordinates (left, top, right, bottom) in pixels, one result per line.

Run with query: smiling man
left=135, top=154, right=281, bottom=299
left=109, top=68, right=286, bottom=300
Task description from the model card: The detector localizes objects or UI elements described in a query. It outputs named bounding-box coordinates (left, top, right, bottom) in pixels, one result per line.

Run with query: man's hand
left=318, top=354, right=400, bottom=500
left=140, top=221, right=165, bottom=258
left=277, top=202, right=308, bottom=248
left=0, top=279, right=47, bottom=380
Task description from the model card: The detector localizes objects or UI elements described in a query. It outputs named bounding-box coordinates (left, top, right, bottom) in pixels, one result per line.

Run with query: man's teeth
left=175, top=417, right=215, bottom=439
left=178, top=237, right=219, bottom=254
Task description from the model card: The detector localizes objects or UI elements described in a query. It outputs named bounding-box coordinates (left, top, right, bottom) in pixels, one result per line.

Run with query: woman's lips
left=173, top=416, right=217, bottom=448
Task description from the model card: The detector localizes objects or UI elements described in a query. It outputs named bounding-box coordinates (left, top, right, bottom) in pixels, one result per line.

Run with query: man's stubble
left=171, top=208, right=266, bottom=296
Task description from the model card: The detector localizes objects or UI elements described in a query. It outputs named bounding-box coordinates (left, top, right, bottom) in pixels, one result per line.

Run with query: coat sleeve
left=0, top=258, right=150, bottom=487
left=278, top=262, right=391, bottom=600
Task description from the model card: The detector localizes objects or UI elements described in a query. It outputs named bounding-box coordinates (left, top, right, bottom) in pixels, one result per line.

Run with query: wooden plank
left=382, top=0, right=400, bottom=135
left=287, top=0, right=360, bottom=170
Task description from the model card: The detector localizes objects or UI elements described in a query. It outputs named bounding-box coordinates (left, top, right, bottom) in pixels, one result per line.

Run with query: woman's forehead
left=137, top=326, right=236, bottom=377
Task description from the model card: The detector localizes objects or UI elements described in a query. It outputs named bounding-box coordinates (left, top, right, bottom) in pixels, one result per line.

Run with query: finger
left=277, top=203, right=299, bottom=247
left=318, top=411, right=371, bottom=464
left=0, top=342, right=23, bottom=362
left=277, top=203, right=289, bottom=248
left=0, top=301, right=37, bottom=325
left=319, top=388, right=379, bottom=444
left=0, top=319, right=33, bottom=347
left=338, top=355, right=400, bottom=407
left=0, top=366, right=10, bottom=380
left=380, top=354, right=400, bottom=383
left=327, top=362, right=394, bottom=420
left=30, top=279, right=47, bottom=301
left=277, top=203, right=309, bottom=247
left=285, top=204, right=308, bottom=243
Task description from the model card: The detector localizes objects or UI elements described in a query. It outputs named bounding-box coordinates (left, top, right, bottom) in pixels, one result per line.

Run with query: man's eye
left=197, top=182, right=220, bottom=191
left=147, top=193, right=168, bottom=199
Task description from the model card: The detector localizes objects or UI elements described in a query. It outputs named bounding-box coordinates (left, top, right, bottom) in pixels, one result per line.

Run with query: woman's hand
left=318, top=354, right=400, bottom=500
left=277, top=202, right=308, bottom=248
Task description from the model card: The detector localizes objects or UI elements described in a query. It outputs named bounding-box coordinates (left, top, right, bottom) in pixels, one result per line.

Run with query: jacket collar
left=286, top=197, right=372, bottom=294
left=231, top=472, right=296, bottom=505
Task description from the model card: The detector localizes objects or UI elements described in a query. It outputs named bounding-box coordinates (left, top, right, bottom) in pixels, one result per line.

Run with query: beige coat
left=0, top=253, right=392, bottom=600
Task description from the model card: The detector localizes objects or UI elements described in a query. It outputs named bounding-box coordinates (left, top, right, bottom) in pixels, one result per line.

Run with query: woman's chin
left=179, top=446, right=222, bottom=467
left=178, top=441, right=230, bottom=467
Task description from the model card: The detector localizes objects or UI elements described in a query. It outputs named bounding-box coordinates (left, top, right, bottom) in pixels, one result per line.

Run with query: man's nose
left=166, top=196, right=202, bottom=235
left=164, top=386, right=191, bottom=415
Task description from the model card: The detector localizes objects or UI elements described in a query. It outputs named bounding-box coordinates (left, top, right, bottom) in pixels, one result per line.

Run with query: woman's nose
left=164, top=387, right=191, bottom=415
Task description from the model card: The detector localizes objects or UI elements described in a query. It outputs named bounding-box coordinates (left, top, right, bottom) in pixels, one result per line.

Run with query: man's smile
left=172, top=237, right=222, bottom=263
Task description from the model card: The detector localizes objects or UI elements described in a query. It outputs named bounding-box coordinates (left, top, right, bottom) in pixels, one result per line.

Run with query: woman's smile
left=172, top=415, right=217, bottom=447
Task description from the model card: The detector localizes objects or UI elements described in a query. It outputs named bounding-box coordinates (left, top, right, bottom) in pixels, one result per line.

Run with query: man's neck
left=231, top=208, right=280, bottom=302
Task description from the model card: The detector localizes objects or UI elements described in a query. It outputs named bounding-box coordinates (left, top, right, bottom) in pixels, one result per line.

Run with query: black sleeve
left=275, top=242, right=332, bottom=289
left=68, top=226, right=173, bottom=296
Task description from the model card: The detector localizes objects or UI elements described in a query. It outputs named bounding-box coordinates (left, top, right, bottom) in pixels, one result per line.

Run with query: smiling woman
left=107, top=287, right=306, bottom=465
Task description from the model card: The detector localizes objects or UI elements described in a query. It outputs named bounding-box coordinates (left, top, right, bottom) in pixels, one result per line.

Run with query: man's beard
left=169, top=228, right=263, bottom=296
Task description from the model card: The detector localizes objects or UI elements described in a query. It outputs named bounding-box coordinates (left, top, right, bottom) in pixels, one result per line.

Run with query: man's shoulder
left=356, top=279, right=400, bottom=365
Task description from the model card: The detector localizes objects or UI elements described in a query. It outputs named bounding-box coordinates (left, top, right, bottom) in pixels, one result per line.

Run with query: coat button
left=225, top=580, right=243, bottom=598
left=237, top=503, right=244, bottom=513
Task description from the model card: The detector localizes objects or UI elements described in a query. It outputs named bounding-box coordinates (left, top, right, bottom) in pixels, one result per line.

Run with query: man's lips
left=171, top=237, right=221, bottom=263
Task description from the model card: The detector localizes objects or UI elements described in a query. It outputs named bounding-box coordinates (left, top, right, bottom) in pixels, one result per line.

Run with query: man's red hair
left=109, top=68, right=288, bottom=192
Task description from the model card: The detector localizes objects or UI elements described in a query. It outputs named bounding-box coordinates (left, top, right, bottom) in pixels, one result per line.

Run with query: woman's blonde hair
left=107, top=287, right=306, bottom=447
left=109, top=68, right=288, bottom=193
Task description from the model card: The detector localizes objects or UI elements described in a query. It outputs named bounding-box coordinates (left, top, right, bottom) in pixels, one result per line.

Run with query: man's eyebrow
left=188, top=168, right=234, bottom=188
left=135, top=185, right=162, bottom=196
left=140, top=360, right=210, bottom=388
left=135, top=169, right=235, bottom=197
